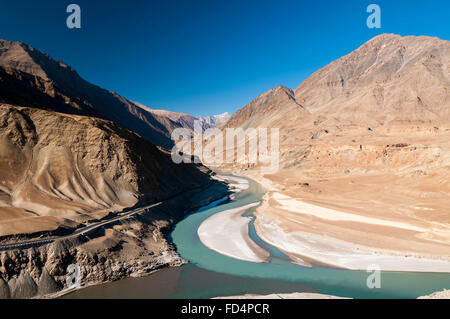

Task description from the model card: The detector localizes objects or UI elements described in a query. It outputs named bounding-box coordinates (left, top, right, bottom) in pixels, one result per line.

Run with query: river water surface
left=65, top=176, right=450, bottom=299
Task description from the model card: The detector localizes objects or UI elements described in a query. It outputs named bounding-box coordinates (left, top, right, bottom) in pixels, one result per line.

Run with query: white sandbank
left=272, top=192, right=426, bottom=232
left=255, top=193, right=450, bottom=272
left=198, top=202, right=270, bottom=263
left=215, top=292, right=348, bottom=299
left=418, top=289, right=450, bottom=299
left=213, top=175, right=249, bottom=192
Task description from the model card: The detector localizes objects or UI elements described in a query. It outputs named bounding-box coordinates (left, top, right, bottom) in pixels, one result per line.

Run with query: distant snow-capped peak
left=198, top=112, right=230, bottom=127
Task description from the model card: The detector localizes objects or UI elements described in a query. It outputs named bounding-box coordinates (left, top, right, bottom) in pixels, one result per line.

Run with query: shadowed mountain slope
left=0, top=39, right=217, bottom=238
left=0, top=39, right=180, bottom=149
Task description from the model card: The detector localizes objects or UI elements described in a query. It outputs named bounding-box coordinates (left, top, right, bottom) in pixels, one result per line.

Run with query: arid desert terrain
left=211, top=34, right=450, bottom=272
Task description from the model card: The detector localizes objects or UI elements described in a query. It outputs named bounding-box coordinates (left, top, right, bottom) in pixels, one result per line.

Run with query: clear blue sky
left=0, top=0, right=449, bottom=116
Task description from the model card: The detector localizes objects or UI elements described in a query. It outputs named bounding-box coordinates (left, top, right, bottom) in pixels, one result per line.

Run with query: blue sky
left=0, top=0, right=449, bottom=116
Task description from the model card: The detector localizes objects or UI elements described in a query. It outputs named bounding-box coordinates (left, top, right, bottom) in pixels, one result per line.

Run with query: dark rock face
left=9, top=270, right=37, bottom=299
left=0, top=278, right=10, bottom=299
left=37, top=268, right=60, bottom=295
left=0, top=39, right=181, bottom=149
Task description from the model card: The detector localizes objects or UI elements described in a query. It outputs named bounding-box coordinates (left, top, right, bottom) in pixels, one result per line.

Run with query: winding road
left=0, top=202, right=162, bottom=252
left=0, top=178, right=224, bottom=252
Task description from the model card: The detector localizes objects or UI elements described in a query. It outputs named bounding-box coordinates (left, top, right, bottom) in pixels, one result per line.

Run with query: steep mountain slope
left=220, top=34, right=450, bottom=168
left=132, top=102, right=201, bottom=132
left=0, top=103, right=212, bottom=238
left=0, top=39, right=229, bottom=299
left=133, top=101, right=230, bottom=132
left=0, top=39, right=178, bottom=149
left=221, top=85, right=308, bottom=130
left=294, top=34, right=450, bottom=124
left=218, top=34, right=450, bottom=270
left=0, top=39, right=222, bottom=239
left=0, top=101, right=224, bottom=298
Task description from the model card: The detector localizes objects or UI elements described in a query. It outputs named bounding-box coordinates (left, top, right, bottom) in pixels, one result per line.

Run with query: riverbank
left=418, top=289, right=450, bottom=299
left=234, top=169, right=450, bottom=273
left=61, top=174, right=450, bottom=299
left=198, top=201, right=270, bottom=263
left=216, top=290, right=450, bottom=299
left=0, top=176, right=230, bottom=299
left=215, top=292, right=349, bottom=299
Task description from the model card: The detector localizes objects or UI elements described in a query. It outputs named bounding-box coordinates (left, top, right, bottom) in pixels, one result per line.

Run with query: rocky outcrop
left=0, top=278, right=10, bottom=298
left=9, top=270, right=37, bottom=299
left=37, top=268, right=60, bottom=295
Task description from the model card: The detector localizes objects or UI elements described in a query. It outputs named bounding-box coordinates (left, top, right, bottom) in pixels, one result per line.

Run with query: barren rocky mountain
left=0, top=37, right=223, bottom=238
left=134, top=101, right=230, bottom=132
left=0, top=39, right=229, bottom=298
left=294, top=34, right=450, bottom=122
left=221, top=85, right=307, bottom=131
left=223, top=34, right=450, bottom=143
left=218, top=34, right=450, bottom=270
left=0, top=39, right=181, bottom=149
left=133, top=102, right=204, bottom=132
left=0, top=103, right=214, bottom=238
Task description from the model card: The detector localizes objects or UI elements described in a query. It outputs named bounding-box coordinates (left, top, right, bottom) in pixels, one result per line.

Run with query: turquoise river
left=65, top=176, right=450, bottom=299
